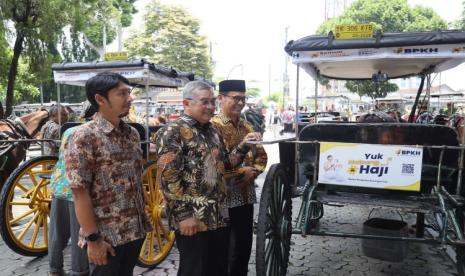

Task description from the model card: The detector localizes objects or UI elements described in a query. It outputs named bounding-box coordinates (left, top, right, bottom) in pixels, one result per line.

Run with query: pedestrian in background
left=41, top=104, right=69, bottom=156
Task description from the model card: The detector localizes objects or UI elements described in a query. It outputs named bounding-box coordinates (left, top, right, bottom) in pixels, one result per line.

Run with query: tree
left=0, top=0, right=137, bottom=116
left=125, top=0, right=213, bottom=79
left=1, top=0, right=79, bottom=117
left=246, top=80, right=261, bottom=98
left=453, top=1, right=465, bottom=30
left=61, top=0, right=137, bottom=62
left=316, top=0, right=447, bottom=99
left=345, top=80, right=398, bottom=99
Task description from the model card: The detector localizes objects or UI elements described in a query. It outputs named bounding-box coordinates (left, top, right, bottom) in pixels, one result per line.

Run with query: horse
left=0, top=109, right=50, bottom=188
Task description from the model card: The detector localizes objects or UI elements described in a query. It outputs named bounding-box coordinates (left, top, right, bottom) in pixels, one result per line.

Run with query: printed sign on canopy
left=104, top=51, right=128, bottom=61
left=318, top=142, right=423, bottom=191
left=335, top=24, right=374, bottom=39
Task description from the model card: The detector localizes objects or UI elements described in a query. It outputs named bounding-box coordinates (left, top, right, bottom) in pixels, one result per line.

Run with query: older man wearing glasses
left=212, top=80, right=268, bottom=276
left=155, top=80, right=261, bottom=276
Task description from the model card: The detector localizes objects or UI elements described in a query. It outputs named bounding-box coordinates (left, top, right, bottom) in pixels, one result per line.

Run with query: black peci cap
left=219, top=80, right=246, bottom=93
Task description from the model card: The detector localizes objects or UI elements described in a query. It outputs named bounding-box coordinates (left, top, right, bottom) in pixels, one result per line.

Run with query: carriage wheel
left=137, top=161, right=175, bottom=268
left=256, top=163, right=292, bottom=276
left=0, top=156, right=57, bottom=256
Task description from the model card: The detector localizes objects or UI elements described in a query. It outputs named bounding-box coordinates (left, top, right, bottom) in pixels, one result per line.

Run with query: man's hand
left=87, top=239, right=116, bottom=266
left=235, top=166, right=258, bottom=189
left=243, top=132, right=262, bottom=142
left=178, top=217, right=199, bottom=236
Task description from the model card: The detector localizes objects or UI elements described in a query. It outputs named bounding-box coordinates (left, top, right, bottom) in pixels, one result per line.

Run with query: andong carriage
left=254, top=30, right=465, bottom=275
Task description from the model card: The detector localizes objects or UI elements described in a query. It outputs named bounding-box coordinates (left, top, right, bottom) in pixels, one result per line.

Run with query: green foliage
left=318, top=76, right=330, bottom=88
left=0, top=57, right=40, bottom=104
left=246, top=80, right=261, bottom=98
left=454, top=1, right=465, bottom=30
left=247, top=87, right=261, bottom=98
left=0, top=0, right=137, bottom=117
left=125, top=0, right=213, bottom=79
left=60, top=0, right=137, bottom=62
left=1, top=0, right=76, bottom=115
left=345, top=80, right=398, bottom=99
left=317, top=0, right=446, bottom=35
left=316, top=0, right=447, bottom=99
left=264, top=91, right=284, bottom=108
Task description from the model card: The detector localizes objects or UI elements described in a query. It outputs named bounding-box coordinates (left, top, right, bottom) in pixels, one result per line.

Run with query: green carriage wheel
left=256, top=163, right=292, bottom=276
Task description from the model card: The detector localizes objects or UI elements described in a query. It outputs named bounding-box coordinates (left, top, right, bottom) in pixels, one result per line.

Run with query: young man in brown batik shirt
left=65, top=72, right=152, bottom=276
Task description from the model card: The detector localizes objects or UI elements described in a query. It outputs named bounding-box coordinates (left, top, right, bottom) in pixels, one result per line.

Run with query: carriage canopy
left=52, top=59, right=195, bottom=87
left=285, top=30, right=465, bottom=80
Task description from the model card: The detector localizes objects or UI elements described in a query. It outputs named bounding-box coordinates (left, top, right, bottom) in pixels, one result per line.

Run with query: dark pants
left=228, top=204, right=254, bottom=276
left=176, top=227, right=230, bottom=276
left=283, top=123, right=294, bottom=132
left=89, top=238, right=144, bottom=276
left=49, top=197, right=89, bottom=275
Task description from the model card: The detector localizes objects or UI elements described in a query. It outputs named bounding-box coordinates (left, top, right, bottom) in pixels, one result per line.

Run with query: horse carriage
left=0, top=59, right=195, bottom=268
left=254, top=30, right=465, bottom=275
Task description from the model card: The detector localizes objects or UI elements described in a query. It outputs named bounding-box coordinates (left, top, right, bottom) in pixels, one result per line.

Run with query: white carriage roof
left=52, top=59, right=209, bottom=87
left=285, top=30, right=465, bottom=80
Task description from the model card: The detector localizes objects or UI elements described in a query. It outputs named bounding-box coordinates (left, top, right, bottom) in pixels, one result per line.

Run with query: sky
left=112, top=0, right=465, bottom=96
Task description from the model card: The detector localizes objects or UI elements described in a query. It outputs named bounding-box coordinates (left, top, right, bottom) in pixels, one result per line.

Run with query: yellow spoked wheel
left=0, top=156, right=57, bottom=256
left=137, top=161, right=175, bottom=268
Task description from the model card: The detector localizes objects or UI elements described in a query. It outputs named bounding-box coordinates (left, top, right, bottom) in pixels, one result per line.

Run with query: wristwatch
left=84, top=232, right=101, bottom=242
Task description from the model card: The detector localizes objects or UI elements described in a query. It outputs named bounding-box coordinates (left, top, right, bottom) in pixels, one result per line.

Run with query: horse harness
left=0, top=118, right=33, bottom=170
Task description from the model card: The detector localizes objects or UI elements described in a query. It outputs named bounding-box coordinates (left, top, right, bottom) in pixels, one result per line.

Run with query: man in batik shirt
left=155, top=80, right=261, bottom=276
left=212, top=80, right=267, bottom=276
left=41, top=104, right=69, bottom=156
left=65, top=72, right=151, bottom=275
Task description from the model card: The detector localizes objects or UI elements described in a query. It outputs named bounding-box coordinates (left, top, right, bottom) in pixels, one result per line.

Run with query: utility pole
left=268, top=64, right=271, bottom=98
left=283, top=26, right=290, bottom=108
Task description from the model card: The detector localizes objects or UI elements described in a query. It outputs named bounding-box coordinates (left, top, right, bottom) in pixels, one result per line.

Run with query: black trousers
left=228, top=204, right=254, bottom=276
left=89, top=238, right=143, bottom=276
left=176, top=227, right=230, bottom=276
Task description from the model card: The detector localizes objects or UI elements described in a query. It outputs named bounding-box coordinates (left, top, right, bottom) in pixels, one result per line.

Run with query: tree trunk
left=5, top=32, right=24, bottom=118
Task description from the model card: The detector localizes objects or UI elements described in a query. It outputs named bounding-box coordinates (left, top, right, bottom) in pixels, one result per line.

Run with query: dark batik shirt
left=64, top=113, right=152, bottom=247
left=41, top=120, right=61, bottom=156
left=212, top=113, right=268, bottom=207
left=154, top=114, right=249, bottom=232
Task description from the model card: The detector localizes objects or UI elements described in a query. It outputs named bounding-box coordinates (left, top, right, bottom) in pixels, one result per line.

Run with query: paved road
left=1, top=128, right=459, bottom=275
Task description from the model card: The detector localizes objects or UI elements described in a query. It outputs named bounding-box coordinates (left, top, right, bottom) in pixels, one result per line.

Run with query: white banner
left=53, top=68, right=186, bottom=87
left=292, top=43, right=465, bottom=63
left=318, top=142, right=423, bottom=191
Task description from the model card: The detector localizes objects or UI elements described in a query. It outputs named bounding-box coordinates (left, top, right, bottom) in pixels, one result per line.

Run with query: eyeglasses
left=186, top=97, right=217, bottom=106
left=223, top=95, right=246, bottom=103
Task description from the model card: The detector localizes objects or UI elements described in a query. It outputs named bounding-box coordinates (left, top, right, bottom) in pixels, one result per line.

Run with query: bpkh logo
left=394, top=47, right=439, bottom=54
left=396, top=149, right=421, bottom=156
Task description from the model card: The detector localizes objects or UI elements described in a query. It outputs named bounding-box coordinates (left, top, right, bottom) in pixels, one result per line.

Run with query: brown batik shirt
left=154, top=114, right=250, bottom=232
left=65, top=113, right=152, bottom=247
left=212, top=112, right=268, bottom=207
left=41, top=120, right=61, bottom=157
